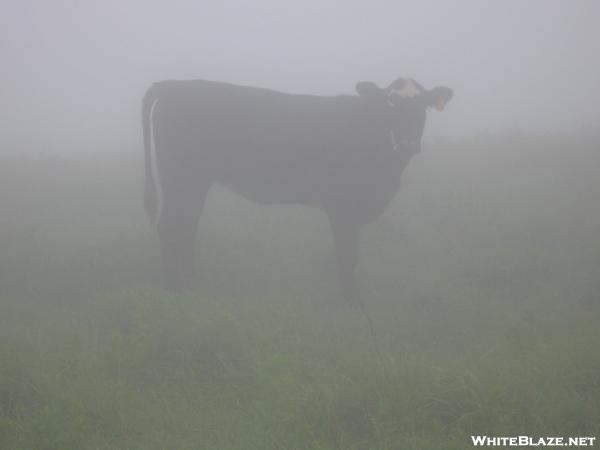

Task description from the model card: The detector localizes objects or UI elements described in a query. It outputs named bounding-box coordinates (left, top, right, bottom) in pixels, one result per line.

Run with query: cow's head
left=356, top=78, right=453, bottom=154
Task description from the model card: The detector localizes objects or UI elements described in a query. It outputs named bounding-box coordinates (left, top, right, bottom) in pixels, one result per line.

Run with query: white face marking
left=387, top=78, right=422, bottom=108
left=390, top=78, right=420, bottom=98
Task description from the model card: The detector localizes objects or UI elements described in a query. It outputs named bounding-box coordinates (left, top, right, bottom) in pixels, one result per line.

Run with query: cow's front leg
left=329, top=216, right=360, bottom=305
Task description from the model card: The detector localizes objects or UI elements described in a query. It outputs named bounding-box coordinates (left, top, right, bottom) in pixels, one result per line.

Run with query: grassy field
left=1, top=131, right=599, bottom=449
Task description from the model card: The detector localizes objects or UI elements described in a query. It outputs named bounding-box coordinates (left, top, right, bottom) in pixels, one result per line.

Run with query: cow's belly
left=218, top=146, right=407, bottom=223
left=219, top=161, right=320, bottom=206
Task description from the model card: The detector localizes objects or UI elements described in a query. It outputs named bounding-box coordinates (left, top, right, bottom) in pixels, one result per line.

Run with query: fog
left=2, top=2, right=600, bottom=448
left=2, top=0, right=599, bottom=154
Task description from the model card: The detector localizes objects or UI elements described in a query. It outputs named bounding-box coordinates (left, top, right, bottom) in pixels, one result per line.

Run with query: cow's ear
left=425, top=86, right=454, bottom=111
left=356, top=81, right=382, bottom=98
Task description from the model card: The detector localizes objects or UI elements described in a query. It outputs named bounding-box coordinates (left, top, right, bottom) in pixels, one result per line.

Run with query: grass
left=1, top=131, right=599, bottom=449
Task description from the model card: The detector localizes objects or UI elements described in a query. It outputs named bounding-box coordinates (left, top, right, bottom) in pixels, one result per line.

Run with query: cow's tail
left=142, top=83, right=161, bottom=224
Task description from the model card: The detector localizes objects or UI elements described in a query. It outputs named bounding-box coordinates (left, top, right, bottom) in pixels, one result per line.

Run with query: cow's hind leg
left=157, top=168, right=209, bottom=292
left=329, top=215, right=360, bottom=305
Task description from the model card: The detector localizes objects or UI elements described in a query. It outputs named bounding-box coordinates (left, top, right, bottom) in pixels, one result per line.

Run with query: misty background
left=1, top=0, right=599, bottom=155
left=2, top=2, right=600, bottom=447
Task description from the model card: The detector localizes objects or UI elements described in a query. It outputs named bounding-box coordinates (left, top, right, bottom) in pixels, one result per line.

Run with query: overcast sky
left=1, top=0, right=599, bottom=154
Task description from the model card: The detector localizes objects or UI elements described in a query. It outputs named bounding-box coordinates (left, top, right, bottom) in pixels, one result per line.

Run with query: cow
left=142, top=77, right=453, bottom=303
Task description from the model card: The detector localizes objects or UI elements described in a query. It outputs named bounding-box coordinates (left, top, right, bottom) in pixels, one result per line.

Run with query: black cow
left=142, top=78, right=452, bottom=302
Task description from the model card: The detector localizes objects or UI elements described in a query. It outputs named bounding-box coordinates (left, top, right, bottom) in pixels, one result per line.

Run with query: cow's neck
left=389, top=130, right=420, bottom=153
